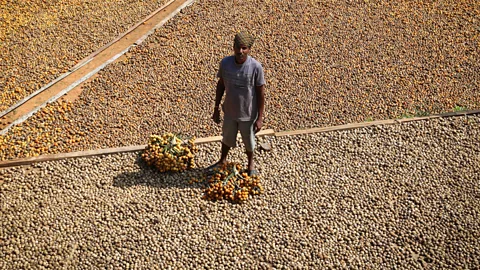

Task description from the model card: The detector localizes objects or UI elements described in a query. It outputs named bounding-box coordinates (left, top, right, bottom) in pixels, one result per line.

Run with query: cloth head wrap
left=234, top=31, right=255, bottom=48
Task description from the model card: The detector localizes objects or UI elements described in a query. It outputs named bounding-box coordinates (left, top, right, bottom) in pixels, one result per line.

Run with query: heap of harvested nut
left=202, top=162, right=264, bottom=203
left=141, top=133, right=197, bottom=173
left=142, top=136, right=263, bottom=203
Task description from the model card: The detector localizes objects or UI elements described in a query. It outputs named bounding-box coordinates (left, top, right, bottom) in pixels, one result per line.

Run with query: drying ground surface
left=1, top=0, right=479, bottom=161
left=1, top=115, right=479, bottom=268
left=0, top=0, right=170, bottom=111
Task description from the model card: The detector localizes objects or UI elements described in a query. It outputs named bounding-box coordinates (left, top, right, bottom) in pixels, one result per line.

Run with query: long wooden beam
left=0, top=0, right=196, bottom=135
left=1, top=110, right=479, bottom=169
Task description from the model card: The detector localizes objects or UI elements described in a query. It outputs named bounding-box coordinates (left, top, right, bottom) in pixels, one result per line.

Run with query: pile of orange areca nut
left=142, top=134, right=263, bottom=203
left=202, top=162, right=264, bottom=203
left=141, top=133, right=197, bottom=173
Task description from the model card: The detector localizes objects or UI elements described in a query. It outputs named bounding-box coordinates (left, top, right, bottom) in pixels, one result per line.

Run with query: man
left=209, top=31, right=266, bottom=176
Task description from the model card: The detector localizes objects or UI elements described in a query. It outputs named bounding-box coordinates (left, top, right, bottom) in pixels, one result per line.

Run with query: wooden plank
left=438, top=109, right=480, bottom=117
left=2, top=110, right=478, bottom=168
left=194, top=136, right=223, bottom=144
left=256, top=129, right=275, bottom=136
left=70, top=0, right=177, bottom=70
left=275, top=120, right=398, bottom=137
left=395, top=110, right=480, bottom=123
left=194, top=129, right=275, bottom=144
left=396, top=116, right=434, bottom=123
left=275, top=110, right=480, bottom=137
left=0, top=145, right=145, bottom=168
left=275, top=129, right=308, bottom=137
left=0, top=0, right=196, bottom=135
left=134, top=0, right=195, bottom=45
left=0, top=129, right=276, bottom=168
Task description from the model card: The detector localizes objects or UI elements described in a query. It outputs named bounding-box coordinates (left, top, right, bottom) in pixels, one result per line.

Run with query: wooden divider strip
left=0, top=112, right=477, bottom=168
left=275, top=110, right=480, bottom=137
left=0, top=0, right=196, bottom=135
left=0, top=146, right=145, bottom=168
left=2, top=110, right=478, bottom=168
left=0, top=129, right=275, bottom=168
left=275, top=120, right=397, bottom=137
left=70, top=0, right=176, bottom=71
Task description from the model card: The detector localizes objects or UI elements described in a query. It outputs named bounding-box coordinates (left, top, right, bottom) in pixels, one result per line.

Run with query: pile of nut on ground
left=1, top=0, right=479, bottom=161
left=1, top=114, right=479, bottom=268
left=0, top=0, right=170, bottom=112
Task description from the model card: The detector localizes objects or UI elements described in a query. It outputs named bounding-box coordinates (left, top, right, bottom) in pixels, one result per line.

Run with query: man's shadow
left=112, top=153, right=206, bottom=189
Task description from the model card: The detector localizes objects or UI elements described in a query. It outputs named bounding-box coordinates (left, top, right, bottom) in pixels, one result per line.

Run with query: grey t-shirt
left=217, top=55, right=265, bottom=121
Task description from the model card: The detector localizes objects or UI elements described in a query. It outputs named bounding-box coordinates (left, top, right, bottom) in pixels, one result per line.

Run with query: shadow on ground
left=112, top=153, right=206, bottom=189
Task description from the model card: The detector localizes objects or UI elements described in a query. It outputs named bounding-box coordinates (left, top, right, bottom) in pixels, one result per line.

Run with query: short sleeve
left=255, top=64, right=266, bottom=86
left=216, top=61, right=223, bottom=78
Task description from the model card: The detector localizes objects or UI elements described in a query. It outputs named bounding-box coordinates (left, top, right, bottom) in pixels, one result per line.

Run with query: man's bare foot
left=248, top=169, right=259, bottom=176
left=205, top=161, right=227, bottom=173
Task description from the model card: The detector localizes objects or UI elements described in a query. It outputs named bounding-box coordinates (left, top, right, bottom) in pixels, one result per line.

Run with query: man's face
left=233, top=44, right=251, bottom=64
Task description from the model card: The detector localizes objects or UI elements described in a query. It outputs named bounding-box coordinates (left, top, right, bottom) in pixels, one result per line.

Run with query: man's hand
left=254, top=118, right=263, bottom=133
left=212, top=109, right=221, bottom=124
left=254, top=84, right=265, bottom=134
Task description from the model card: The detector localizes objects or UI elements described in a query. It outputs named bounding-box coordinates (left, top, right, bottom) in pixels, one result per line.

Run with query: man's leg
left=219, top=142, right=230, bottom=165
left=246, top=150, right=254, bottom=172
left=213, top=118, right=237, bottom=167
left=239, top=120, right=256, bottom=173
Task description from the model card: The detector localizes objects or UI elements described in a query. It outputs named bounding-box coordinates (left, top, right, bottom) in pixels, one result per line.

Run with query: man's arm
left=254, top=84, right=265, bottom=133
left=212, top=78, right=225, bottom=124
left=215, top=78, right=225, bottom=108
